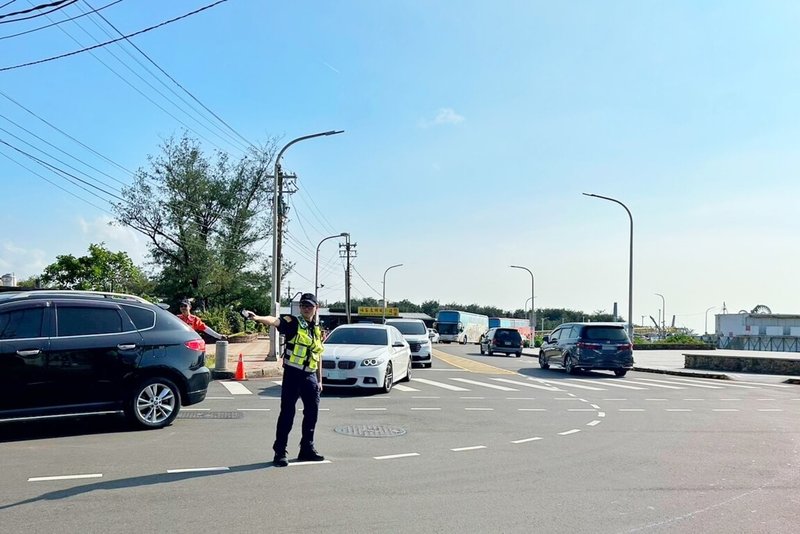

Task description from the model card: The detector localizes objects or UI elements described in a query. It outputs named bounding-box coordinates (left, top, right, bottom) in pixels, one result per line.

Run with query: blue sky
left=1, top=0, right=799, bottom=333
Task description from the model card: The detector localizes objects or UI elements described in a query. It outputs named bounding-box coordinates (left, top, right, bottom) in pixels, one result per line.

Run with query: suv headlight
left=361, top=358, right=384, bottom=367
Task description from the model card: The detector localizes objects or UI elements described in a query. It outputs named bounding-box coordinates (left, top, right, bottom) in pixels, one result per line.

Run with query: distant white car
left=427, top=328, right=440, bottom=344
left=385, top=318, right=433, bottom=368
left=322, top=324, right=411, bottom=393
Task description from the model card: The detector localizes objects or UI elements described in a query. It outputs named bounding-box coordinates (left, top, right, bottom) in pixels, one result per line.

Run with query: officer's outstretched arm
left=242, top=310, right=280, bottom=327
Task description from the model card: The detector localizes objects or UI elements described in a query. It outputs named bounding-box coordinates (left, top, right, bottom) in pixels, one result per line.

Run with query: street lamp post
left=582, top=193, right=634, bottom=340
left=510, top=265, right=535, bottom=339
left=382, top=264, right=403, bottom=322
left=704, top=306, right=716, bottom=335
left=655, top=293, right=666, bottom=335
left=269, top=130, right=344, bottom=359
left=315, top=232, right=349, bottom=297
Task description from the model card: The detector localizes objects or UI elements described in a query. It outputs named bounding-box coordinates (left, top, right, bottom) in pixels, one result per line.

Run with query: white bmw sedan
left=321, top=324, right=412, bottom=393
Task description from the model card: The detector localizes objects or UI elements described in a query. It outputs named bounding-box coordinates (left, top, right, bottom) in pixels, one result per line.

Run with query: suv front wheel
left=126, top=377, right=181, bottom=429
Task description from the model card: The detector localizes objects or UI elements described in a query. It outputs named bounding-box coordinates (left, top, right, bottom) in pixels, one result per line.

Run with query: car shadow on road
left=0, top=414, right=137, bottom=443
left=516, top=367, right=626, bottom=380
left=254, top=386, right=391, bottom=399
left=0, top=462, right=273, bottom=511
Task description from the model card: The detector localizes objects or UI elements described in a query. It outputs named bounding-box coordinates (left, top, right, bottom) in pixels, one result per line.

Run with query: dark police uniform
left=273, top=312, right=324, bottom=460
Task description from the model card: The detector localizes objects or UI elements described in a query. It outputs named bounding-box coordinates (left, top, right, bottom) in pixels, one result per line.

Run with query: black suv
left=0, top=290, right=210, bottom=428
left=538, top=322, right=633, bottom=376
left=480, top=327, right=523, bottom=357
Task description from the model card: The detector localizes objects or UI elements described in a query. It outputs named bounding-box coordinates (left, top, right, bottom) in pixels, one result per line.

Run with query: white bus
left=435, top=310, right=489, bottom=344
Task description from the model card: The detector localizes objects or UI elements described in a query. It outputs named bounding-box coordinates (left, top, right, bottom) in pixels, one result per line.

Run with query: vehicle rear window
left=495, top=329, right=522, bottom=342
left=121, top=304, right=156, bottom=330
left=581, top=326, right=628, bottom=342
left=387, top=321, right=426, bottom=335
left=325, top=328, right=388, bottom=346
left=0, top=307, right=45, bottom=339
left=57, top=306, right=124, bottom=336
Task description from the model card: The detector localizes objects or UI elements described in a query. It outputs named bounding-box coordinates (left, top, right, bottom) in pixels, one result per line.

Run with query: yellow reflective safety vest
left=283, top=317, right=324, bottom=372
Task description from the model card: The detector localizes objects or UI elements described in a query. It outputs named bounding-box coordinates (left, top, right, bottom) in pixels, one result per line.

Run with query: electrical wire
left=351, top=263, right=383, bottom=298
left=0, top=0, right=229, bottom=71
left=0, top=0, right=121, bottom=41
left=0, top=0, right=75, bottom=22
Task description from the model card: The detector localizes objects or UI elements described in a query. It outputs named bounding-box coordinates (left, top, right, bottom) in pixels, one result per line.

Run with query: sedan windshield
left=325, top=328, right=388, bottom=346
left=388, top=321, right=427, bottom=335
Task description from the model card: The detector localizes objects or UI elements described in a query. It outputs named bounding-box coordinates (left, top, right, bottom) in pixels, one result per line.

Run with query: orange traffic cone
left=234, top=353, right=247, bottom=381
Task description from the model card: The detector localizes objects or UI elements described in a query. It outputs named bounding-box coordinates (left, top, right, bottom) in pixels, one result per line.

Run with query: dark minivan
left=0, top=289, right=210, bottom=428
left=480, top=327, right=523, bottom=357
left=538, top=322, right=633, bottom=376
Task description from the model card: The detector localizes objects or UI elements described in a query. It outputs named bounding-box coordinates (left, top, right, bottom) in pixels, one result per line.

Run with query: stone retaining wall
left=685, top=353, right=800, bottom=375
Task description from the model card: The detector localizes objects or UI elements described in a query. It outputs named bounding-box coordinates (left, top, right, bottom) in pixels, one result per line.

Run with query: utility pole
left=286, top=283, right=292, bottom=303
left=340, top=236, right=356, bottom=323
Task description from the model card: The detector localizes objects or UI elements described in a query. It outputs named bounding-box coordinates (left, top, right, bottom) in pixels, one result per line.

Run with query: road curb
left=632, top=366, right=731, bottom=380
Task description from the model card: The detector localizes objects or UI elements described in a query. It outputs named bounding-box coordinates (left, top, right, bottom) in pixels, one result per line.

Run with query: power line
left=83, top=0, right=255, bottom=150
left=0, top=0, right=229, bottom=71
left=351, top=264, right=382, bottom=298
left=0, top=0, right=122, bottom=41
left=0, top=1, right=18, bottom=11
left=0, top=0, right=74, bottom=22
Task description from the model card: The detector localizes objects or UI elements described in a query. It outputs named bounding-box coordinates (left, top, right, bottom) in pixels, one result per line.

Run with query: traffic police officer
left=244, top=293, right=325, bottom=467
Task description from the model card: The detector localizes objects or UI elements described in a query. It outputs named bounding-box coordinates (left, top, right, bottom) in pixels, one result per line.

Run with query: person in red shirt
left=177, top=299, right=226, bottom=341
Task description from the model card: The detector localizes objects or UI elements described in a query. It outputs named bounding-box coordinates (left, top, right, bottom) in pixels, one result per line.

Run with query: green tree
left=113, top=135, right=278, bottom=309
left=39, top=243, right=152, bottom=294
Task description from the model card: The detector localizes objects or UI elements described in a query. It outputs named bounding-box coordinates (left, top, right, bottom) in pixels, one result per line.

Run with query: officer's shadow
left=0, top=462, right=273, bottom=511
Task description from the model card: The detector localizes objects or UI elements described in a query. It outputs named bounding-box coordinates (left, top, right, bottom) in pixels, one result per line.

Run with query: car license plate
left=504, top=342, right=512, bottom=346
left=326, top=370, right=344, bottom=380
left=602, top=345, right=615, bottom=351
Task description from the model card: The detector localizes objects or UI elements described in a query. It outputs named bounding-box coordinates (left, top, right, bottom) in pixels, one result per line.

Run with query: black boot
left=298, top=447, right=325, bottom=462
left=273, top=451, right=289, bottom=467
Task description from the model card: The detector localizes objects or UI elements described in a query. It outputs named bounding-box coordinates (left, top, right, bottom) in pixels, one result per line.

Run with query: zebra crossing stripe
left=393, top=384, right=420, bottom=392
left=219, top=381, right=253, bottom=395
left=633, top=377, right=723, bottom=389
left=450, top=378, right=518, bottom=391
left=491, top=378, right=563, bottom=391
left=411, top=378, right=470, bottom=391
left=566, top=379, right=646, bottom=390
left=538, top=380, right=604, bottom=391
left=618, top=379, right=684, bottom=390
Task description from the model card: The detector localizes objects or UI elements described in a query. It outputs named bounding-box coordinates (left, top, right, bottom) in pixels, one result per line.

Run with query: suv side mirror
left=542, top=335, right=550, bottom=343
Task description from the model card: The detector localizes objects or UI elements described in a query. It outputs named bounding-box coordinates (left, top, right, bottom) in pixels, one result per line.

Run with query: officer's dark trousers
left=273, top=365, right=320, bottom=454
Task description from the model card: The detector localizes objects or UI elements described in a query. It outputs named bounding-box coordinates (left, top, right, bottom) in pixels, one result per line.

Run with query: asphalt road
left=1, top=344, right=798, bottom=533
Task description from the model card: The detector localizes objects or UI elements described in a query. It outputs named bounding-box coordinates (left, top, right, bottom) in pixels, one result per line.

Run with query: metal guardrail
left=719, top=336, right=800, bottom=353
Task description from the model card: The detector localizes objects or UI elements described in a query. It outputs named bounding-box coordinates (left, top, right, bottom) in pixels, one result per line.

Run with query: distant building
left=717, top=313, right=800, bottom=353
left=1, top=273, right=16, bottom=287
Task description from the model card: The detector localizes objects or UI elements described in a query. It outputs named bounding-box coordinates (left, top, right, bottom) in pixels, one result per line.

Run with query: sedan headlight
left=361, top=358, right=385, bottom=367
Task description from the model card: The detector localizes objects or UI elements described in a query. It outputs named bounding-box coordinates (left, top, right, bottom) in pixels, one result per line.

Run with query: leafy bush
left=534, top=336, right=543, bottom=348
left=197, top=306, right=245, bottom=336
left=662, top=334, right=702, bottom=344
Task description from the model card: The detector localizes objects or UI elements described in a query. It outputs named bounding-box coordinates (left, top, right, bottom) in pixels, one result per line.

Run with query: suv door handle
left=117, top=344, right=137, bottom=351
left=16, top=349, right=41, bottom=356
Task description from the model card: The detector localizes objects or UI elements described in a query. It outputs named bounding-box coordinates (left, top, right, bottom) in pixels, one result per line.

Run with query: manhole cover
left=333, top=424, right=407, bottom=438
left=177, top=411, right=243, bottom=420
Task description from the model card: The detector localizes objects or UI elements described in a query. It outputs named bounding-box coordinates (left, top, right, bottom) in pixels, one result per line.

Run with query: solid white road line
left=567, top=379, right=646, bottom=390
left=460, top=396, right=486, bottom=400
left=633, top=377, right=722, bottom=389
left=619, top=379, right=684, bottom=389
left=451, top=378, right=518, bottom=391
left=464, top=407, right=494, bottom=411
left=393, top=384, right=419, bottom=391
left=374, top=453, right=419, bottom=460
left=411, top=378, right=469, bottom=391
left=491, top=378, right=562, bottom=391
left=167, top=467, right=229, bottom=474
left=451, top=446, right=487, bottom=452
left=411, top=407, right=442, bottom=411
left=757, top=409, right=783, bottom=412
left=290, top=460, right=333, bottom=467
left=539, top=381, right=604, bottom=391
left=219, top=381, right=253, bottom=395
left=29, top=474, right=102, bottom=482
left=511, top=437, right=543, bottom=444
left=558, top=429, right=580, bottom=435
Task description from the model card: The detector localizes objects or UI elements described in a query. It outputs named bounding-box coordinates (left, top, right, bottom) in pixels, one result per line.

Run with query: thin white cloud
left=78, top=215, right=149, bottom=266
left=322, top=61, right=340, bottom=74
left=419, top=107, right=465, bottom=128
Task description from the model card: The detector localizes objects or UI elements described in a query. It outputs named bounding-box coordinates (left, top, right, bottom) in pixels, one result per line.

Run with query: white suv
left=385, top=319, right=432, bottom=368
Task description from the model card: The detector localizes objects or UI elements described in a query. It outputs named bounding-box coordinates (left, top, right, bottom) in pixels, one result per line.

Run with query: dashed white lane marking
left=518, top=408, right=547, bottom=411
left=451, top=446, right=487, bottom=452
left=393, top=384, right=419, bottom=392
left=633, top=377, right=722, bottom=389
left=757, top=409, right=783, bottom=412
left=219, top=382, right=253, bottom=395
left=620, top=379, right=684, bottom=389
left=204, top=396, right=234, bottom=400
left=355, top=408, right=386, bottom=411
left=460, top=396, right=486, bottom=400
left=511, top=437, right=543, bottom=444
left=451, top=378, right=517, bottom=391
left=411, top=407, right=441, bottom=411
left=756, top=398, right=777, bottom=401
left=167, top=467, right=229, bottom=474
left=559, top=429, right=581, bottom=435
left=237, top=408, right=271, bottom=412
left=602, top=398, right=628, bottom=401
left=540, top=381, right=604, bottom=391
left=587, top=420, right=601, bottom=426
left=29, top=473, right=103, bottom=482
left=464, top=407, right=494, bottom=411
left=375, top=453, right=419, bottom=460
left=491, top=378, right=562, bottom=391
left=289, top=460, right=333, bottom=467
left=411, top=378, right=469, bottom=391
left=568, top=379, right=646, bottom=390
